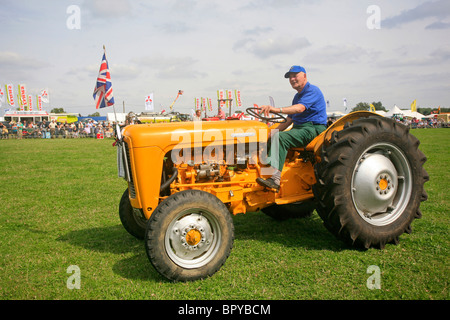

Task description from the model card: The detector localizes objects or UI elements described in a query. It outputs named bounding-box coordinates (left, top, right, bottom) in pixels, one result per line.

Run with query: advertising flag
left=145, top=93, right=154, bottom=111
left=217, top=90, right=225, bottom=109
left=93, top=50, right=115, bottom=109
left=235, top=90, right=242, bottom=108
left=18, top=84, right=28, bottom=110
left=411, top=99, right=417, bottom=112
left=37, top=95, right=43, bottom=111
left=208, top=98, right=213, bottom=112
left=0, top=86, right=4, bottom=107
left=40, top=89, right=49, bottom=103
left=28, top=95, right=33, bottom=111
left=5, top=84, right=15, bottom=107
left=202, top=97, right=207, bottom=112
left=195, top=97, right=201, bottom=110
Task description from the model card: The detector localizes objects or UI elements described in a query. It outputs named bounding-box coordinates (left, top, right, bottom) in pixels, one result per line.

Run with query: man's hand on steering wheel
left=246, top=106, right=287, bottom=123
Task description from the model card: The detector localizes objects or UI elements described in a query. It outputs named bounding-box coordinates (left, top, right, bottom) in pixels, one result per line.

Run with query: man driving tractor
left=256, top=65, right=328, bottom=191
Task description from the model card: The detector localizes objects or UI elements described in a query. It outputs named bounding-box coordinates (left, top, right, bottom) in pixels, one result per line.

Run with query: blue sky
left=1, top=0, right=449, bottom=116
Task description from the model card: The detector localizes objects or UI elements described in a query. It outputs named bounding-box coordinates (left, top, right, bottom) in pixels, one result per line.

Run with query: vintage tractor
left=116, top=110, right=428, bottom=281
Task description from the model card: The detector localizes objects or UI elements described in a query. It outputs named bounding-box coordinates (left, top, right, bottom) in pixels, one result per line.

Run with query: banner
left=226, top=90, right=233, bottom=108
left=202, top=97, right=207, bottom=112
left=37, top=95, right=43, bottom=111
left=411, top=99, right=417, bottom=112
left=235, top=90, right=242, bottom=108
left=208, top=98, right=213, bottom=112
left=5, top=84, right=15, bottom=107
left=28, top=95, right=33, bottom=111
left=217, top=89, right=225, bottom=109
left=40, top=89, right=49, bottom=103
left=0, top=86, right=4, bottom=107
left=19, top=84, right=28, bottom=110
left=195, top=97, right=201, bottom=110
left=145, top=93, right=154, bottom=111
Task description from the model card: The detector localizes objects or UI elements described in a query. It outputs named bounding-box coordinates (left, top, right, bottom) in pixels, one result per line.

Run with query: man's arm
left=260, top=104, right=306, bottom=117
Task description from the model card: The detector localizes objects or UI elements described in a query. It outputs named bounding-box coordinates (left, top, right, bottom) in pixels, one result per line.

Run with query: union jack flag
left=93, top=52, right=114, bottom=109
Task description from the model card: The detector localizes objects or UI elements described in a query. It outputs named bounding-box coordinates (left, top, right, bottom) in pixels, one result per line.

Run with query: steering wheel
left=246, top=107, right=287, bottom=123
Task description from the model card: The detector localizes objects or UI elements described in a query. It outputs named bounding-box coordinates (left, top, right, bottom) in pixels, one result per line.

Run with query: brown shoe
left=256, top=177, right=280, bottom=192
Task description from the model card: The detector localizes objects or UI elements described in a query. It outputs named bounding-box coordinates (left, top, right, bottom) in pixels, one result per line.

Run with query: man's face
left=288, top=72, right=307, bottom=92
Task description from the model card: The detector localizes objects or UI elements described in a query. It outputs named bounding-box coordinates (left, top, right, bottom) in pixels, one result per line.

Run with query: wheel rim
left=351, top=143, right=412, bottom=226
left=165, top=209, right=221, bottom=269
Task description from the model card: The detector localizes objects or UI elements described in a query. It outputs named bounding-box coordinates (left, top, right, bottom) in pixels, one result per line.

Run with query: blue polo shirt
left=288, top=82, right=327, bottom=125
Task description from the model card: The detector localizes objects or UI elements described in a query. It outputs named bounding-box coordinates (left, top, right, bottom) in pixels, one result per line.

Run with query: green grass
left=0, top=129, right=448, bottom=300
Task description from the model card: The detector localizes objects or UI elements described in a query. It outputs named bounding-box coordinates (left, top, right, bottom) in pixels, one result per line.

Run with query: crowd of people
left=393, top=116, right=444, bottom=128
left=0, top=119, right=118, bottom=139
left=0, top=113, right=446, bottom=140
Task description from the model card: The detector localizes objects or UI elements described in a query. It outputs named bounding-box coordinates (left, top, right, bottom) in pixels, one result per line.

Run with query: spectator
left=193, top=109, right=202, bottom=121
left=216, top=107, right=226, bottom=120
left=49, top=120, right=57, bottom=138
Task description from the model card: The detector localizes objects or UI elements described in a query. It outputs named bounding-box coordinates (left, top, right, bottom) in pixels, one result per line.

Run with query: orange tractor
left=116, top=109, right=428, bottom=281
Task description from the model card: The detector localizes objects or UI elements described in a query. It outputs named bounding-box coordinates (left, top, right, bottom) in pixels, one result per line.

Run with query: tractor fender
left=305, top=111, right=382, bottom=155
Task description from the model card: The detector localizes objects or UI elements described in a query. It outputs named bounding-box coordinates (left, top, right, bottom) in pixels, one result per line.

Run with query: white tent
left=384, top=106, right=425, bottom=119
left=384, top=105, right=404, bottom=117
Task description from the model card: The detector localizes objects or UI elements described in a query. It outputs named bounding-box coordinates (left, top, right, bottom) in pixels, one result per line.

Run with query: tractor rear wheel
left=313, top=116, right=428, bottom=249
left=145, top=190, right=234, bottom=281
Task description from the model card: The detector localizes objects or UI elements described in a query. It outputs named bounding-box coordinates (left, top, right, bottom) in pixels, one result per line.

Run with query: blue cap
left=284, top=65, right=306, bottom=78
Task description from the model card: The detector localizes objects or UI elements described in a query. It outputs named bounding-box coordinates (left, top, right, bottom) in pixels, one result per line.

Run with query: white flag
left=40, top=89, right=49, bottom=103
left=0, top=86, right=4, bottom=107
left=145, top=93, right=154, bottom=111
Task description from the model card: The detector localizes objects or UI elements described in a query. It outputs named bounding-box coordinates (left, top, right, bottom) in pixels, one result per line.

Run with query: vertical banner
left=0, top=86, right=4, bottom=107
left=411, top=99, right=417, bottom=112
left=40, top=89, right=49, bottom=103
left=28, top=95, right=33, bottom=111
left=145, top=93, right=154, bottom=111
left=226, top=90, right=233, bottom=107
left=6, top=84, right=15, bottom=107
left=208, top=98, right=213, bottom=112
left=37, top=95, right=43, bottom=111
left=18, top=84, right=28, bottom=111
left=234, top=90, right=242, bottom=108
left=217, top=89, right=225, bottom=109
left=195, top=97, right=201, bottom=110
left=202, top=97, right=207, bottom=112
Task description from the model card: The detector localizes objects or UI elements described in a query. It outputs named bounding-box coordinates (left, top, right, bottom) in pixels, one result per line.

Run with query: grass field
left=0, top=128, right=448, bottom=300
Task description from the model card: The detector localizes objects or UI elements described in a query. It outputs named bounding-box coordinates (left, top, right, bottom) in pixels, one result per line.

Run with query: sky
left=1, top=0, right=449, bottom=117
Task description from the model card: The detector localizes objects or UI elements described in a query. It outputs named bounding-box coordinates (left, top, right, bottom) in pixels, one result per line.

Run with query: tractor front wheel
left=145, top=190, right=234, bottom=281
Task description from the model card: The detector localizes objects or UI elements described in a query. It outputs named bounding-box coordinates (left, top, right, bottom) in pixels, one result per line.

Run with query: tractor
left=116, top=109, right=428, bottom=281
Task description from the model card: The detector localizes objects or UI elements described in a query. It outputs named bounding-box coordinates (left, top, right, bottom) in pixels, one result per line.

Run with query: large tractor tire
left=145, top=190, right=234, bottom=281
left=313, top=116, right=428, bottom=249
left=119, top=189, right=147, bottom=240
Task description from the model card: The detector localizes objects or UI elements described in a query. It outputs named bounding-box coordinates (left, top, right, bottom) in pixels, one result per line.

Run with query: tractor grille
left=123, top=141, right=136, bottom=198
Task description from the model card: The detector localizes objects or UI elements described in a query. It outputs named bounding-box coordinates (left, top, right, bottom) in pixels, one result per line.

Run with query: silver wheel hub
left=166, top=212, right=219, bottom=269
left=352, top=143, right=412, bottom=226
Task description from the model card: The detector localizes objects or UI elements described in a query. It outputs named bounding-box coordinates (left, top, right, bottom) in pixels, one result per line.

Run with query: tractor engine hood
left=122, top=120, right=270, bottom=151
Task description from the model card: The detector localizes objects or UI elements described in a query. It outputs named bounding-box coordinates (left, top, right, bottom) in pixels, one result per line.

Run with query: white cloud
left=383, top=0, right=450, bottom=28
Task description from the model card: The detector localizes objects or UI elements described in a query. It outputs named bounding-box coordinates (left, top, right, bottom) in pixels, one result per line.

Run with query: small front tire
left=145, top=190, right=234, bottom=281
